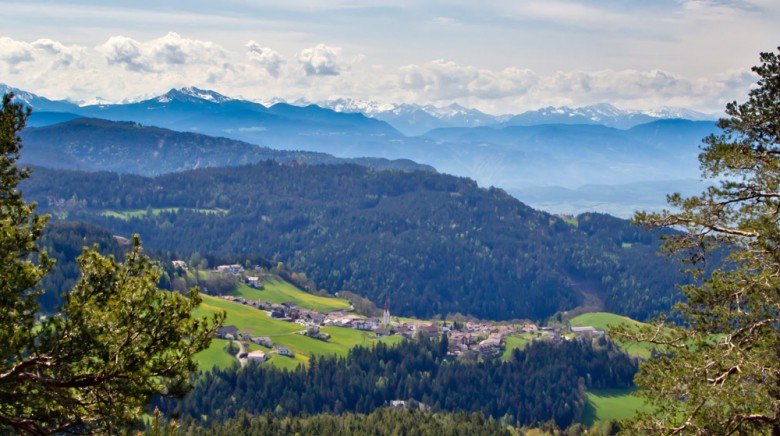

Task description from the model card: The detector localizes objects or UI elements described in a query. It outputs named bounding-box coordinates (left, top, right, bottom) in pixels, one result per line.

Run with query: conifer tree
left=614, top=47, right=780, bottom=434
left=0, top=94, right=224, bottom=434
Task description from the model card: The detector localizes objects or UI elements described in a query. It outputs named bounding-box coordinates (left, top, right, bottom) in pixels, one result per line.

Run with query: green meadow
left=583, top=388, right=649, bottom=425
left=195, top=338, right=238, bottom=371
left=500, top=334, right=531, bottom=361
left=193, top=295, right=405, bottom=370
left=570, top=312, right=654, bottom=359
left=230, top=281, right=351, bottom=313
left=100, top=207, right=221, bottom=220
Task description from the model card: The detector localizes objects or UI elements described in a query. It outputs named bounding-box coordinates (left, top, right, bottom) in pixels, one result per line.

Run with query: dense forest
left=169, top=408, right=515, bottom=435
left=36, top=221, right=129, bottom=312
left=157, top=336, right=637, bottom=429
left=21, top=162, right=688, bottom=321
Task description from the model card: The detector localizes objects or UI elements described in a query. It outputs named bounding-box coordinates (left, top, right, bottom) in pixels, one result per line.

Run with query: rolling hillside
left=22, top=163, right=689, bottom=321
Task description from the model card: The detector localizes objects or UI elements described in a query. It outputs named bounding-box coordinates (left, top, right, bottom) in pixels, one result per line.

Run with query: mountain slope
left=22, top=163, right=687, bottom=321
left=19, top=118, right=433, bottom=175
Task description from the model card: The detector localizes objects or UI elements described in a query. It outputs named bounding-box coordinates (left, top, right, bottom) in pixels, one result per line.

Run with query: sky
left=1, top=0, right=779, bottom=114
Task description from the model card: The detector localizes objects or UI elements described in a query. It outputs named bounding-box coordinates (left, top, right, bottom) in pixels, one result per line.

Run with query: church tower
left=383, top=299, right=390, bottom=325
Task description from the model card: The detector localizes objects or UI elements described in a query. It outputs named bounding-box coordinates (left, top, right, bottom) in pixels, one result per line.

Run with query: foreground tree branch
left=612, top=46, right=780, bottom=435
left=0, top=94, right=225, bottom=434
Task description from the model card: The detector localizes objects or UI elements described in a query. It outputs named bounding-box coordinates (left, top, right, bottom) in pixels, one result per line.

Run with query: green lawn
left=500, top=334, right=531, bottom=361
left=271, top=326, right=405, bottom=359
left=193, top=296, right=404, bottom=370
left=570, top=312, right=648, bottom=331
left=230, top=281, right=351, bottom=313
left=194, top=295, right=303, bottom=337
left=570, top=312, right=654, bottom=359
left=195, top=338, right=238, bottom=371
left=100, top=207, right=220, bottom=220
left=583, top=388, right=649, bottom=426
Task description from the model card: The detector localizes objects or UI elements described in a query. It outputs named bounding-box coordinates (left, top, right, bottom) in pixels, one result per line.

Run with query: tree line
left=157, top=335, right=637, bottom=429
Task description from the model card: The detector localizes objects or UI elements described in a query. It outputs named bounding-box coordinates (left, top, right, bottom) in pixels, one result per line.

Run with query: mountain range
left=317, top=98, right=717, bottom=135
left=19, top=118, right=432, bottom=176
left=3, top=84, right=721, bottom=217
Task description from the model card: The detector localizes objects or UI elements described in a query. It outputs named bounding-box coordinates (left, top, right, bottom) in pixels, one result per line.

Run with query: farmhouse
left=247, top=350, right=266, bottom=363
left=216, top=264, right=244, bottom=274
left=571, top=326, right=604, bottom=336
left=171, top=260, right=187, bottom=270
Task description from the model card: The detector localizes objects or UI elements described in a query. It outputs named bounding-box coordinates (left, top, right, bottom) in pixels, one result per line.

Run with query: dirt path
left=235, top=341, right=247, bottom=367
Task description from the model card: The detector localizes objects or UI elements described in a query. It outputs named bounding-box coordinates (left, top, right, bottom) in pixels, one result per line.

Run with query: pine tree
left=0, top=94, right=224, bottom=434
left=613, top=46, right=780, bottom=434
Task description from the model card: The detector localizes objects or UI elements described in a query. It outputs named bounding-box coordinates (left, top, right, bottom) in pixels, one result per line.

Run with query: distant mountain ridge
left=318, top=98, right=718, bottom=135
left=19, top=118, right=433, bottom=176
left=4, top=84, right=722, bottom=217
left=3, top=83, right=717, bottom=136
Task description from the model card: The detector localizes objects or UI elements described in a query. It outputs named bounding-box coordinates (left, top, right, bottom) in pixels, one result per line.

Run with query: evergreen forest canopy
left=158, top=335, right=637, bottom=429
left=0, top=94, right=223, bottom=434
left=22, top=162, right=689, bottom=321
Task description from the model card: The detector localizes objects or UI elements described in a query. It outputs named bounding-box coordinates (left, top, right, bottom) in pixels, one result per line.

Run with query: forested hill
left=22, top=163, right=687, bottom=321
left=18, top=118, right=432, bottom=176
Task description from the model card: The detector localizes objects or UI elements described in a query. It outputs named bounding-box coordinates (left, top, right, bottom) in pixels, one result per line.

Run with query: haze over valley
left=3, top=1, right=779, bottom=433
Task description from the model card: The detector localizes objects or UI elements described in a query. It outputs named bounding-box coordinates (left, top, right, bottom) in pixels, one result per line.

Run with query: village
left=204, top=263, right=606, bottom=363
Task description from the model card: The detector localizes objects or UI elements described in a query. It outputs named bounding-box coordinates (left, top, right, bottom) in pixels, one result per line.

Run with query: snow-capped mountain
left=0, top=84, right=79, bottom=113
left=502, top=103, right=717, bottom=129
left=319, top=99, right=504, bottom=135
left=153, top=87, right=236, bottom=104
left=641, top=106, right=719, bottom=121
left=319, top=99, right=718, bottom=134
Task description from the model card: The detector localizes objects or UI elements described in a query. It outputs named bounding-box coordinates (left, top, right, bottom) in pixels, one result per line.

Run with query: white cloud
left=0, top=37, right=35, bottom=66
left=245, top=41, right=285, bottom=77
left=298, top=44, right=342, bottom=76
left=98, top=33, right=227, bottom=73
left=0, top=34, right=760, bottom=114
left=99, top=36, right=148, bottom=71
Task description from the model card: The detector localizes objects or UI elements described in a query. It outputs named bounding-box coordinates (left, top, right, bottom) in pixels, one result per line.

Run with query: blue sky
left=1, top=0, right=778, bottom=113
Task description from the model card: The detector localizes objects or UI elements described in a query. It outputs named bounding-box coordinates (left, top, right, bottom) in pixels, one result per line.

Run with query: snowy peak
left=640, top=106, right=719, bottom=121
left=156, top=87, right=234, bottom=104
left=0, top=83, right=79, bottom=112
left=505, top=103, right=717, bottom=129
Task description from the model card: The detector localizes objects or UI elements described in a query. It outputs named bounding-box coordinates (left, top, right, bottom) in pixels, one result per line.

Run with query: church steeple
left=383, top=298, right=390, bottom=326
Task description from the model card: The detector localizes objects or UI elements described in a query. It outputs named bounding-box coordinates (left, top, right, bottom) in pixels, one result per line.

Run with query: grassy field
left=193, top=295, right=405, bottom=370
left=195, top=338, right=238, bottom=371
left=100, top=207, right=220, bottom=220
left=583, top=388, right=649, bottom=426
left=194, top=295, right=303, bottom=337
left=230, top=281, right=351, bottom=313
left=500, top=334, right=531, bottom=361
left=570, top=312, right=654, bottom=359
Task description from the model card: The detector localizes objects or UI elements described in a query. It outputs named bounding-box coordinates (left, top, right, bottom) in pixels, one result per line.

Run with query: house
left=216, top=264, right=244, bottom=274
left=521, top=324, right=538, bottom=334
left=276, top=346, right=293, bottom=357
left=171, top=260, right=188, bottom=270
left=365, top=318, right=380, bottom=328
left=247, top=350, right=266, bottom=363
left=245, top=276, right=260, bottom=288
left=374, top=328, right=391, bottom=338
left=417, top=324, right=440, bottom=338
left=353, top=321, right=372, bottom=331
left=251, top=336, right=273, bottom=348
left=571, top=326, right=603, bottom=336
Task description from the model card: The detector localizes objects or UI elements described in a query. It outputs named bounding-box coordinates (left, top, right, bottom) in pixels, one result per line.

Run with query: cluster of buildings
left=204, top=264, right=606, bottom=362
